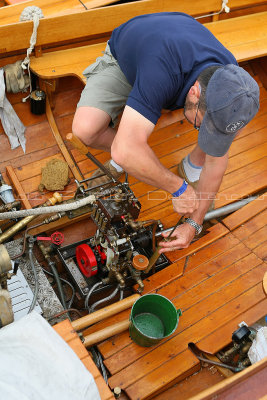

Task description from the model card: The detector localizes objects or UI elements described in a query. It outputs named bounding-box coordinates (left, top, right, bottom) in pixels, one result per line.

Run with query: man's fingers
left=159, top=237, right=188, bottom=249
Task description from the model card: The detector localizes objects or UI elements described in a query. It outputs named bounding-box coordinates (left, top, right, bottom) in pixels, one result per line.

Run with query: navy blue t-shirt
left=109, top=12, right=238, bottom=124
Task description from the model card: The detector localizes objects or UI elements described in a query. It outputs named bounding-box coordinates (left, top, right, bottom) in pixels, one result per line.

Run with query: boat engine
left=58, top=184, right=169, bottom=298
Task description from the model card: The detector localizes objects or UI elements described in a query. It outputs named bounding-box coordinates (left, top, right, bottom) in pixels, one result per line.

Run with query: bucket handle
left=177, top=308, right=182, bottom=317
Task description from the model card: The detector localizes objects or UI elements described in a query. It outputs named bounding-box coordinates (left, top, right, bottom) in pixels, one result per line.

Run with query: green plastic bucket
left=129, top=294, right=182, bottom=347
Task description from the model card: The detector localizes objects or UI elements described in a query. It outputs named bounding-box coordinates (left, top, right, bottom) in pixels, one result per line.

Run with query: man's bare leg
left=189, top=144, right=206, bottom=167
left=72, top=106, right=116, bottom=152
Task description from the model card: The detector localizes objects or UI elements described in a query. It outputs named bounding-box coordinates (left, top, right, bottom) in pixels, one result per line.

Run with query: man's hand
left=172, top=184, right=199, bottom=215
left=158, top=223, right=196, bottom=253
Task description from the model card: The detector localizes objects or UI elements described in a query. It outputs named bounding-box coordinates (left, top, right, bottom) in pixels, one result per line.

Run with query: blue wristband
left=172, top=180, right=188, bottom=197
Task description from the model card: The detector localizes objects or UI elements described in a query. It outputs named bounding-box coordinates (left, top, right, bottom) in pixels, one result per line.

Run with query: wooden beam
left=44, top=93, right=84, bottom=182
left=189, top=357, right=267, bottom=400
left=5, top=165, right=32, bottom=209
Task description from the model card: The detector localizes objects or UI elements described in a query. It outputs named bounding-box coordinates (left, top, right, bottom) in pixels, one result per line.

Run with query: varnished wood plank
left=79, top=355, right=101, bottom=379
left=234, top=101, right=267, bottom=139
left=3, top=0, right=265, bottom=27
left=233, top=208, right=267, bottom=241
left=139, top=237, right=246, bottom=296
left=0, top=0, right=238, bottom=53
left=243, top=225, right=267, bottom=250
left=223, top=192, right=267, bottom=231
left=175, top=234, right=245, bottom=274
left=154, top=109, right=184, bottom=131
left=189, top=357, right=267, bottom=400
left=152, top=365, right=224, bottom=400
left=2, top=0, right=120, bottom=24
left=106, top=262, right=265, bottom=379
left=53, top=319, right=77, bottom=342
left=216, top=170, right=267, bottom=208
left=229, top=128, right=267, bottom=158
left=204, top=12, right=267, bottom=62
left=199, top=298, right=267, bottom=353
left=107, top=281, right=266, bottom=392
left=155, top=245, right=255, bottom=303
left=226, top=141, right=267, bottom=175
left=219, top=158, right=267, bottom=192
left=65, top=336, right=89, bottom=359
left=125, top=349, right=200, bottom=400
left=6, top=165, right=32, bottom=209
left=253, top=241, right=267, bottom=261
left=94, top=375, right=115, bottom=400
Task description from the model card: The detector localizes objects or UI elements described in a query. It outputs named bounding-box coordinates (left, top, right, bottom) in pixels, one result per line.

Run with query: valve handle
left=37, top=231, right=64, bottom=245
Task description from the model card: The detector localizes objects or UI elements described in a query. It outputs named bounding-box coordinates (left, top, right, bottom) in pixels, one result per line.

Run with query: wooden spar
left=72, top=293, right=139, bottom=331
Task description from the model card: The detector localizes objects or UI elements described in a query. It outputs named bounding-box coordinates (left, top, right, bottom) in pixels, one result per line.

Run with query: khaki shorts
left=77, top=43, right=132, bottom=127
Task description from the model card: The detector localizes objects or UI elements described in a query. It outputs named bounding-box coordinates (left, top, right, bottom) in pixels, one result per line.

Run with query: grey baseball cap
left=198, top=64, right=259, bottom=157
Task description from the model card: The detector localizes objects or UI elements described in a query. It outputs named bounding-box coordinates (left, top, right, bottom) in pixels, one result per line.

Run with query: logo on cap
left=226, top=120, right=245, bottom=133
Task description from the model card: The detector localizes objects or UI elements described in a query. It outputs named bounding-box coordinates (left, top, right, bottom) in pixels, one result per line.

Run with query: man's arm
left=159, top=153, right=229, bottom=252
left=111, top=106, right=199, bottom=214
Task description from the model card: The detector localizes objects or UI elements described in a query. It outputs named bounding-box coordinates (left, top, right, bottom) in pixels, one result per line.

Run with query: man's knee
left=72, top=107, right=111, bottom=145
left=72, top=111, right=93, bottom=144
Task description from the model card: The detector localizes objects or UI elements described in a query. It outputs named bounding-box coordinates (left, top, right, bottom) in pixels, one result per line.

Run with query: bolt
left=113, top=387, right=121, bottom=398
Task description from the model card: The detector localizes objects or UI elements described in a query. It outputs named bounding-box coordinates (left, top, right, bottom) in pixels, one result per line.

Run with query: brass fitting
left=0, top=192, right=62, bottom=244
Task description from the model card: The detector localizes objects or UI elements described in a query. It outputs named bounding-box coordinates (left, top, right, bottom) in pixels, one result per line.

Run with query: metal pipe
left=203, top=196, right=258, bottom=221
left=188, top=342, right=244, bottom=373
left=90, top=285, right=119, bottom=313
left=38, top=241, right=69, bottom=315
left=67, top=133, right=119, bottom=184
left=0, top=201, right=21, bottom=213
left=84, top=281, right=102, bottom=311
left=155, top=196, right=258, bottom=237
left=0, top=192, right=63, bottom=243
left=11, top=213, right=65, bottom=260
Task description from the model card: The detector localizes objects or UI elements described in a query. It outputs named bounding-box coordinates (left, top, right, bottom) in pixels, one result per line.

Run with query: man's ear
left=190, top=81, right=201, bottom=97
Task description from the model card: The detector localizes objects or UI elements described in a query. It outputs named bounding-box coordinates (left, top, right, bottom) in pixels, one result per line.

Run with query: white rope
left=19, top=6, right=44, bottom=101
left=0, top=195, right=96, bottom=220
left=195, top=0, right=230, bottom=20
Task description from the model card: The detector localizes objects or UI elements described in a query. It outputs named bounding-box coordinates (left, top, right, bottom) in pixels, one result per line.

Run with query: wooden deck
left=0, top=58, right=266, bottom=398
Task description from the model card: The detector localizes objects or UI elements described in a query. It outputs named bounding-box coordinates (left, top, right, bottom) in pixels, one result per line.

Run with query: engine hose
left=42, top=267, right=75, bottom=309
left=37, top=241, right=70, bottom=319
left=120, top=288, right=124, bottom=300
left=84, top=281, right=103, bottom=311
left=0, top=195, right=96, bottom=220
left=49, top=261, right=69, bottom=312
left=27, top=238, right=39, bottom=314
left=90, top=285, right=119, bottom=313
